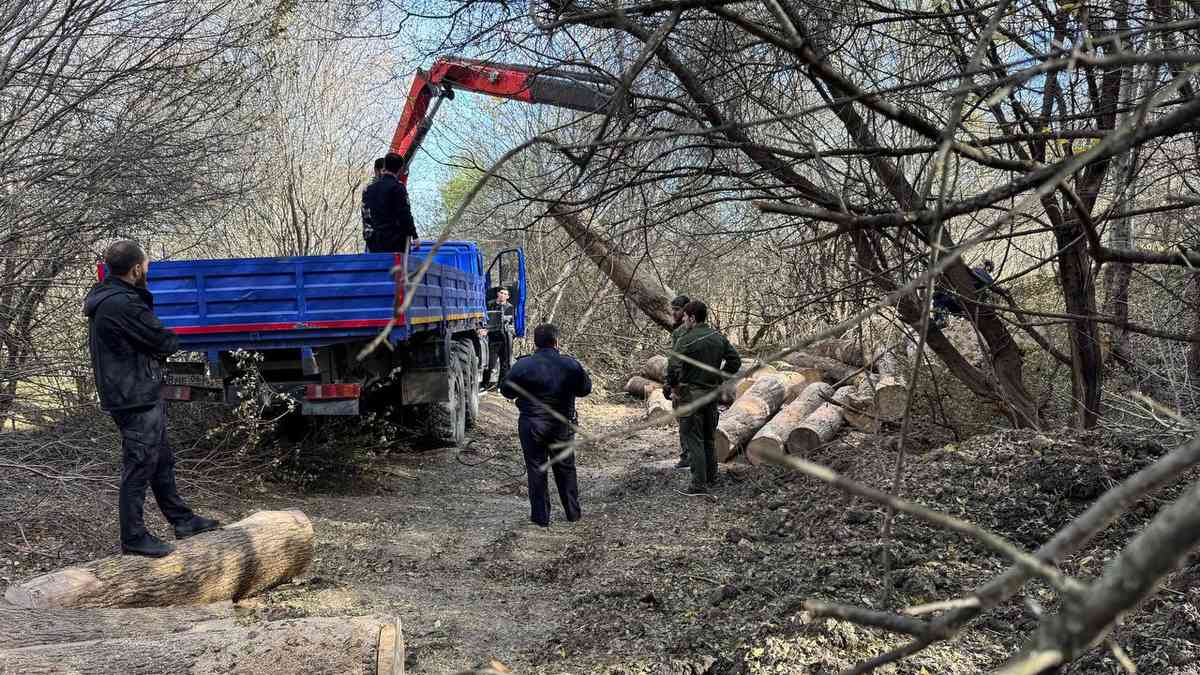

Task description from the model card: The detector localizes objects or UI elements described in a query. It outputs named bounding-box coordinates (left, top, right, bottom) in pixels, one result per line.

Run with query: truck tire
left=424, top=350, right=467, bottom=446
left=452, top=340, right=480, bottom=429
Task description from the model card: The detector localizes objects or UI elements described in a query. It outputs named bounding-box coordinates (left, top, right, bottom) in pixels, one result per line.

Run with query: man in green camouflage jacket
left=666, top=300, right=741, bottom=494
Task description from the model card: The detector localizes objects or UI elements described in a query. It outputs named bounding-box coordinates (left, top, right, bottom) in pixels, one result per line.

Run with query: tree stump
left=5, top=510, right=314, bottom=609
left=646, top=387, right=674, bottom=425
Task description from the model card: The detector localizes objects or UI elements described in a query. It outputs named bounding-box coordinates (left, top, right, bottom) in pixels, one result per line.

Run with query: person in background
left=362, top=153, right=418, bottom=254
left=666, top=300, right=741, bottom=495
left=668, top=294, right=690, bottom=468
left=482, top=287, right=514, bottom=389
left=371, top=156, right=384, bottom=182
left=83, top=241, right=219, bottom=557
left=501, top=324, right=592, bottom=528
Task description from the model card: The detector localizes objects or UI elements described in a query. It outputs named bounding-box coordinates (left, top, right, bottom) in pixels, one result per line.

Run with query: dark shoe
left=122, top=534, right=175, bottom=558
left=680, top=484, right=709, bottom=496
left=174, top=515, right=220, bottom=540
left=674, top=458, right=689, bottom=469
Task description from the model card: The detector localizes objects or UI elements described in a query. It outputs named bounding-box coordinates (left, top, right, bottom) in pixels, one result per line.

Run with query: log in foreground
left=624, top=375, right=660, bottom=399
left=5, top=510, right=314, bottom=609
left=745, top=382, right=833, bottom=465
left=0, top=603, right=235, bottom=649
left=715, top=373, right=794, bottom=461
left=0, top=614, right=403, bottom=675
left=786, top=386, right=854, bottom=454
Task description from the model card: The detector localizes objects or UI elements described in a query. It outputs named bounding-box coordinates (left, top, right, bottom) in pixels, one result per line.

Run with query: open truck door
left=486, top=248, right=527, bottom=337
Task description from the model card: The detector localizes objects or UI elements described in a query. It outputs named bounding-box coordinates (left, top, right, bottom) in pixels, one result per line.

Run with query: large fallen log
left=715, top=373, right=795, bottom=461
left=624, top=375, right=660, bottom=399
left=641, top=355, right=669, bottom=383
left=782, top=350, right=859, bottom=383
left=0, top=614, right=404, bottom=675
left=786, top=386, right=855, bottom=454
left=5, top=510, right=314, bottom=609
left=551, top=205, right=675, bottom=330
left=0, top=602, right=235, bottom=649
left=745, top=382, right=832, bottom=464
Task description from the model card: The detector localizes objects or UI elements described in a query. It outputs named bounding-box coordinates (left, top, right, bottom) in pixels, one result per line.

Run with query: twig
left=903, top=596, right=981, bottom=616
left=806, top=599, right=947, bottom=639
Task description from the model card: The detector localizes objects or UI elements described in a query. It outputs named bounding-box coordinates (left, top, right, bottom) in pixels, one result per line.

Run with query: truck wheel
left=453, top=340, right=480, bottom=429
left=426, top=351, right=467, bottom=446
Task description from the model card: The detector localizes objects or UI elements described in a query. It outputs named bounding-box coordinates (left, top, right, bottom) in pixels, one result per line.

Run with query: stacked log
left=782, top=350, right=859, bottom=383
left=715, top=372, right=797, bottom=461
left=810, top=339, right=865, bottom=366
left=5, top=510, right=314, bottom=609
left=640, top=355, right=668, bottom=383
left=786, top=386, right=855, bottom=454
left=745, top=382, right=832, bottom=464
left=624, top=375, right=659, bottom=399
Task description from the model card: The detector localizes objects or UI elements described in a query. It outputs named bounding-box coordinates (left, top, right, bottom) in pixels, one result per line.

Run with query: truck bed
left=141, top=241, right=487, bottom=353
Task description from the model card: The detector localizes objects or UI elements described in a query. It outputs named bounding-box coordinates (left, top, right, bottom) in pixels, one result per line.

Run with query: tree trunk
left=786, top=386, right=855, bottom=454
left=1052, top=212, right=1104, bottom=429
left=0, top=603, right=235, bottom=649
left=745, top=381, right=832, bottom=464
left=549, top=205, right=675, bottom=331
left=624, top=376, right=659, bottom=399
left=715, top=373, right=794, bottom=461
left=641, top=355, right=668, bottom=383
left=0, top=615, right=403, bottom=675
left=5, top=510, right=314, bottom=609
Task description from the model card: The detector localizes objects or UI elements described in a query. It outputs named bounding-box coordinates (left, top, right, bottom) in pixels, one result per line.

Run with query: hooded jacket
left=83, top=278, right=180, bottom=412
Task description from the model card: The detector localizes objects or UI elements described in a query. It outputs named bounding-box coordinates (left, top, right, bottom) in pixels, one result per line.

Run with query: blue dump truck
left=111, top=242, right=526, bottom=444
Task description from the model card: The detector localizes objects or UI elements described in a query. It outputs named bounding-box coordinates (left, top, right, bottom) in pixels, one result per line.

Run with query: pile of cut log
left=0, top=510, right=405, bottom=674
left=626, top=332, right=911, bottom=463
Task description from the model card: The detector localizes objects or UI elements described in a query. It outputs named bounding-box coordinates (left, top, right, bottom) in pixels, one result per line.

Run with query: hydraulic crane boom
left=388, top=57, right=619, bottom=180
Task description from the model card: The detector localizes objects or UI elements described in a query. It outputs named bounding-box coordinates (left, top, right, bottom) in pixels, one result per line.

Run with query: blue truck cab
left=114, top=241, right=526, bottom=444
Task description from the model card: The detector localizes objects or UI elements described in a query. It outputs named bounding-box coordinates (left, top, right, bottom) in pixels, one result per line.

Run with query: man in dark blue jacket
left=500, top=324, right=592, bottom=527
left=84, top=241, right=218, bottom=557
left=362, top=153, right=418, bottom=253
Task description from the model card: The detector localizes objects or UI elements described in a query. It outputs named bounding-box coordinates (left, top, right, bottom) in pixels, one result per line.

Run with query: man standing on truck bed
left=482, top=287, right=514, bottom=389
left=84, top=241, right=219, bottom=557
left=666, top=300, right=741, bottom=495
left=501, top=324, right=592, bottom=528
left=362, top=153, right=418, bottom=254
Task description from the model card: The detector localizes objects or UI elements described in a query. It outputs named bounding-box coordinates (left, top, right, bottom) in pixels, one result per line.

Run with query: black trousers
left=484, top=332, right=512, bottom=385
left=518, top=417, right=580, bottom=527
left=679, top=400, right=720, bottom=487
left=110, top=402, right=194, bottom=544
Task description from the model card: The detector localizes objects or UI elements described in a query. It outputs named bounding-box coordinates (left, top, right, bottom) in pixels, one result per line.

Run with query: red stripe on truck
left=172, top=318, right=398, bottom=335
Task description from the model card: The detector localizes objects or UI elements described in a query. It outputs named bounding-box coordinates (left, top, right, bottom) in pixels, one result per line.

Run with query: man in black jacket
left=482, top=287, right=514, bottom=389
left=500, top=324, right=592, bottom=528
left=84, top=241, right=219, bottom=557
left=362, top=153, right=419, bottom=254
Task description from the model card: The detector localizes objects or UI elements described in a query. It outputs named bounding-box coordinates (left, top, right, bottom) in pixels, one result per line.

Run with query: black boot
left=122, top=533, right=175, bottom=558
left=174, top=515, right=221, bottom=540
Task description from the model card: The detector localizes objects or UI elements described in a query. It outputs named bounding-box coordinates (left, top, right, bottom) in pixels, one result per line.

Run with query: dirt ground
left=3, top=392, right=1200, bottom=674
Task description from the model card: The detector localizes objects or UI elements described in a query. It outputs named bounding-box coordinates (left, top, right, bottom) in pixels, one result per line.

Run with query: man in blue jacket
left=84, top=241, right=219, bottom=557
left=501, top=324, right=592, bottom=527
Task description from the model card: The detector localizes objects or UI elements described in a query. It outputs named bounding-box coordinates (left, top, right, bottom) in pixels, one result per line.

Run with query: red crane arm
left=387, top=58, right=616, bottom=181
